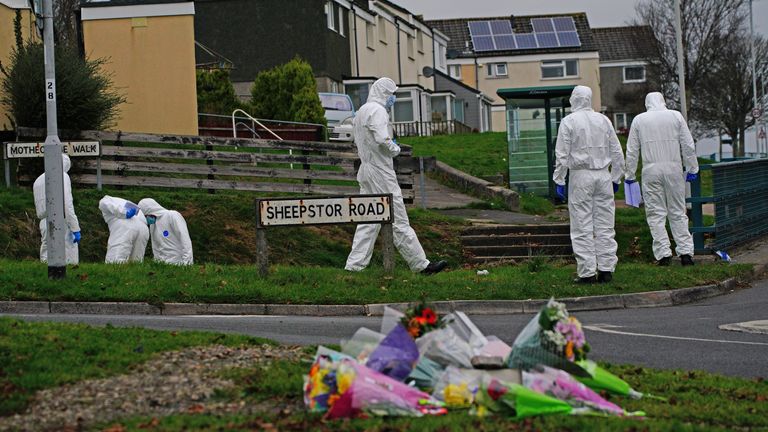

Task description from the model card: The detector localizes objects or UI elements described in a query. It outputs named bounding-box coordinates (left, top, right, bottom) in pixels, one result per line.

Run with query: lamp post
left=40, top=0, right=67, bottom=279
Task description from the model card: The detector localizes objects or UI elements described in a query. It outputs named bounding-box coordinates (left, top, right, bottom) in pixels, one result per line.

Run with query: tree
left=196, top=69, right=244, bottom=115
left=249, top=57, right=326, bottom=127
left=53, top=0, right=80, bottom=48
left=695, top=35, right=768, bottom=156
left=0, top=42, right=125, bottom=131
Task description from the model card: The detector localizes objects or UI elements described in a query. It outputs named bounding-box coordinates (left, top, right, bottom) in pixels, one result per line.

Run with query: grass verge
left=0, top=317, right=271, bottom=416
left=0, top=259, right=750, bottom=305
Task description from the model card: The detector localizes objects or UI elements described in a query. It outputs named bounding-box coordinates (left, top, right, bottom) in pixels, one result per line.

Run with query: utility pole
left=674, top=0, right=688, bottom=120
left=41, top=0, right=67, bottom=279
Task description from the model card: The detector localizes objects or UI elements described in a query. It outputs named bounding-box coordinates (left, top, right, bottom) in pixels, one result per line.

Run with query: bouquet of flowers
left=507, top=299, right=590, bottom=376
left=400, top=300, right=442, bottom=338
left=538, top=300, right=590, bottom=362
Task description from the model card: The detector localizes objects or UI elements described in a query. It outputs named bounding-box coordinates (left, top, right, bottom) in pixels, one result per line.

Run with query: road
left=5, top=280, right=768, bottom=378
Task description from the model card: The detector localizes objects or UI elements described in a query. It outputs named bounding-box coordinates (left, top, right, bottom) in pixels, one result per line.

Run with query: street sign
left=3, top=141, right=100, bottom=159
left=256, top=194, right=392, bottom=227
left=753, top=108, right=763, bottom=119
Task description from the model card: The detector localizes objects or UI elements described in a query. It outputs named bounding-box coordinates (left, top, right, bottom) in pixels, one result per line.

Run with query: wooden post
left=381, top=222, right=394, bottom=274
left=256, top=227, right=268, bottom=277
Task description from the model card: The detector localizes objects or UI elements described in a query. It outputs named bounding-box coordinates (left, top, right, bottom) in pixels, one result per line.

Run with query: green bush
left=249, top=57, right=326, bottom=127
left=196, top=69, right=245, bottom=115
left=0, top=42, right=124, bottom=131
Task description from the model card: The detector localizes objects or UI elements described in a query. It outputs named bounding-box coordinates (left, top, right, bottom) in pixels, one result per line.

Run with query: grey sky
left=391, top=0, right=768, bottom=35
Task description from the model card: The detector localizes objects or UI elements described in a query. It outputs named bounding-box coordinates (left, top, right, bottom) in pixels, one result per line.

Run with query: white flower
left=543, top=330, right=567, bottom=347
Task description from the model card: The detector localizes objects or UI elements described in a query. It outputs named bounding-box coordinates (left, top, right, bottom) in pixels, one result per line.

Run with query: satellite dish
left=422, top=66, right=434, bottom=77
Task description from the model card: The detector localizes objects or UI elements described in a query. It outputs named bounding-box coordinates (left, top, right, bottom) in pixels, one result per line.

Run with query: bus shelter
left=497, top=85, right=575, bottom=200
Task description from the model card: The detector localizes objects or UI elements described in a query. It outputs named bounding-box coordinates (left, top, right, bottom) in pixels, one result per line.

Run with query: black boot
left=573, top=275, right=597, bottom=284
left=657, top=256, right=672, bottom=266
left=681, top=255, right=694, bottom=266
left=597, top=271, right=613, bottom=283
left=421, top=260, right=448, bottom=275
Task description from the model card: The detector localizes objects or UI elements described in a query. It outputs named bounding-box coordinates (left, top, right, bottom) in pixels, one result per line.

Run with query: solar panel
left=515, top=33, right=538, bottom=49
left=490, top=20, right=513, bottom=34
left=493, top=34, right=516, bottom=50
left=468, top=21, right=491, bottom=36
left=472, top=35, right=495, bottom=51
left=535, top=32, right=559, bottom=48
left=552, top=17, right=576, bottom=32
left=531, top=18, right=554, bottom=33
left=557, top=31, right=581, bottom=47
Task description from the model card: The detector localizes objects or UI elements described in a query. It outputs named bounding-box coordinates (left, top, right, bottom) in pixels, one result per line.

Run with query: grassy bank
left=0, top=317, right=270, bottom=416
left=3, top=318, right=766, bottom=431
left=0, top=259, right=750, bottom=305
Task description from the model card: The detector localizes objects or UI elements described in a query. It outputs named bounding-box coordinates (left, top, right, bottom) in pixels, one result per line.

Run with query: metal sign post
left=41, top=0, right=67, bottom=279
left=255, top=194, right=394, bottom=277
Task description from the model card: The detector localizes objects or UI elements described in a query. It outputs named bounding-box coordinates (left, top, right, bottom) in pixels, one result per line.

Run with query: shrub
left=196, top=69, right=245, bottom=115
left=249, top=57, right=326, bottom=127
left=0, top=42, right=124, bottom=131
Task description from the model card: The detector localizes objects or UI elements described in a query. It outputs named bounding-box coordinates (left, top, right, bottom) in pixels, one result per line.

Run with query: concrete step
left=465, top=245, right=573, bottom=257
left=462, top=224, right=570, bottom=236
left=467, top=255, right=574, bottom=264
left=460, top=233, right=571, bottom=247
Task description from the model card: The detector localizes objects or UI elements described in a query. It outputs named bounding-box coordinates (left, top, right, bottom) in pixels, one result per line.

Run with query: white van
left=319, top=92, right=355, bottom=142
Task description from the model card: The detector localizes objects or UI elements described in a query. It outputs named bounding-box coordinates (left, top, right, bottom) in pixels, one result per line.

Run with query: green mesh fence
left=711, top=158, right=768, bottom=250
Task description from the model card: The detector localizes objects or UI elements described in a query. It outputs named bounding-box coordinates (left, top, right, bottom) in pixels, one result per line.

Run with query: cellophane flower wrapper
left=523, top=366, right=628, bottom=416
left=407, top=356, right=445, bottom=391
left=325, top=359, right=446, bottom=419
left=416, top=327, right=474, bottom=369
left=472, top=375, right=574, bottom=419
left=304, top=355, right=342, bottom=413
left=366, top=324, right=420, bottom=381
left=341, top=327, right=385, bottom=364
left=432, top=366, right=484, bottom=408
left=574, top=359, right=656, bottom=401
left=381, top=306, right=406, bottom=335
left=507, top=310, right=588, bottom=376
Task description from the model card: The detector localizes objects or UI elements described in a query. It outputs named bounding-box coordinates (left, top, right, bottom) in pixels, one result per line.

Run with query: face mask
left=146, top=216, right=157, bottom=225
left=385, top=95, right=396, bottom=110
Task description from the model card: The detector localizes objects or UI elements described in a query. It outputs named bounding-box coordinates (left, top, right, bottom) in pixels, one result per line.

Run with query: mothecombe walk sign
left=255, top=195, right=394, bottom=276
left=4, top=141, right=100, bottom=158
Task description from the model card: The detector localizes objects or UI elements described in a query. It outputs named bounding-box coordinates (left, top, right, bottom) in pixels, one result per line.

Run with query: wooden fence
left=15, top=128, right=426, bottom=202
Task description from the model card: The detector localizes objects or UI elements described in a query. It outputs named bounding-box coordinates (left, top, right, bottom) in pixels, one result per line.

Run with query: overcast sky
left=391, top=0, right=768, bottom=35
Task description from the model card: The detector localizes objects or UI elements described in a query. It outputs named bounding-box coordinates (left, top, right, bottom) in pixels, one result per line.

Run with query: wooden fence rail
left=15, top=128, right=427, bottom=202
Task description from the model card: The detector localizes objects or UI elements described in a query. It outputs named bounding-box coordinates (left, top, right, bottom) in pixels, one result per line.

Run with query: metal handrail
left=231, top=109, right=283, bottom=140
left=234, top=121, right=261, bottom=139
left=221, top=111, right=328, bottom=142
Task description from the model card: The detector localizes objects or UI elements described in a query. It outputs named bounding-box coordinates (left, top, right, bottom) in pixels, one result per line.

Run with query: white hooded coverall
left=553, top=86, right=625, bottom=278
left=33, top=154, right=80, bottom=265
left=99, top=195, right=149, bottom=264
left=345, top=77, right=430, bottom=272
left=625, top=92, right=698, bottom=260
left=137, top=198, right=194, bottom=265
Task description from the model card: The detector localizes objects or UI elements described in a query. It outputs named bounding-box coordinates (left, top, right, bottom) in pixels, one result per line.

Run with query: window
left=448, top=65, right=462, bottom=79
left=365, top=22, right=374, bottom=49
left=623, top=65, right=646, bottom=83
left=613, top=113, right=635, bottom=132
left=378, top=16, right=387, bottom=43
left=407, top=35, right=415, bottom=59
left=432, top=96, right=448, bottom=121
left=326, top=2, right=345, bottom=37
left=438, top=44, right=446, bottom=68
left=486, top=63, right=508, bottom=78
left=541, top=59, right=578, bottom=79
left=453, top=99, right=465, bottom=123
left=393, top=91, right=414, bottom=122
left=345, top=82, right=371, bottom=110
left=416, top=30, right=424, bottom=53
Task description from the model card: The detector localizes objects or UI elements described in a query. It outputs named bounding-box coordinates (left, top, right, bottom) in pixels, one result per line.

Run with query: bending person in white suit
left=99, top=195, right=149, bottom=264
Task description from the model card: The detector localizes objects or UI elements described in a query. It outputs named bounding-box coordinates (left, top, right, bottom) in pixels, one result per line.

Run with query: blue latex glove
left=625, top=179, right=637, bottom=185
left=613, top=182, right=620, bottom=193
left=72, top=231, right=81, bottom=244
left=555, top=184, right=566, bottom=200
left=686, top=173, right=697, bottom=182
left=126, top=207, right=137, bottom=219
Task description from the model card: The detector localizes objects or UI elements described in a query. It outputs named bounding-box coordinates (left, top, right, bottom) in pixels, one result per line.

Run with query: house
left=427, top=13, right=602, bottom=133
left=0, top=0, right=39, bottom=131
left=193, top=0, right=354, bottom=98
left=80, top=0, right=199, bottom=135
left=592, top=26, right=657, bottom=133
left=431, top=68, right=494, bottom=133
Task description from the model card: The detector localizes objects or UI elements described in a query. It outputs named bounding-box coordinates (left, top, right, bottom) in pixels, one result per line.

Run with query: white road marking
left=584, top=324, right=768, bottom=346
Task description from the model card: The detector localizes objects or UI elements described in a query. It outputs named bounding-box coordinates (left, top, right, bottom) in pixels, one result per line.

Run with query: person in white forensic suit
left=137, top=198, right=193, bottom=265
left=625, top=92, right=698, bottom=266
left=33, top=154, right=81, bottom=265
left=553, top=85, right=625, bottom=284
left=344, top=77, right=447, bottom=275
left=98, top=195, right=149, bottom=264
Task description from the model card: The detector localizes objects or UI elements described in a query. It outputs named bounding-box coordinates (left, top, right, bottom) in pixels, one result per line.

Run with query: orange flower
left=415, top=316, right=428, bottom=325
left=408, top=318, right=422, bottom=337
left=565, top=341, right=575, bottom=360
left=421, top=308, right=437, bottom=325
